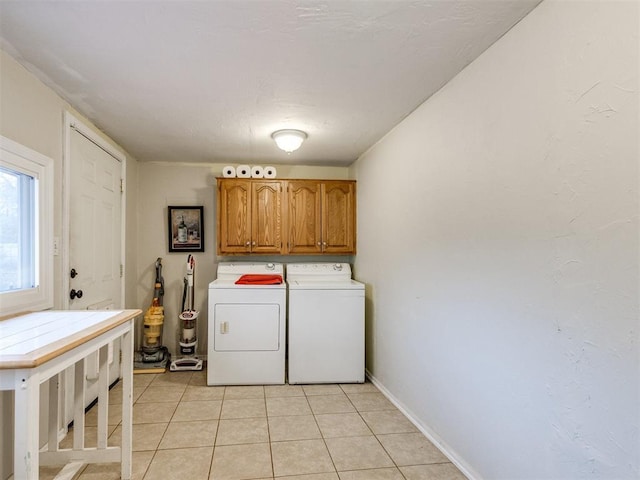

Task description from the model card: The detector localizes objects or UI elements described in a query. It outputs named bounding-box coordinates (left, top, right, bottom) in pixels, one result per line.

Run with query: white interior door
left=64, top=125, right=124, bottom=420
left=69, top=129, right=122, bottom=311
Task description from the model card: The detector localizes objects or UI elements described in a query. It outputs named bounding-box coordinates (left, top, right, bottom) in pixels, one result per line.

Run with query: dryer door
left=214, top=303, right=280, bottom=351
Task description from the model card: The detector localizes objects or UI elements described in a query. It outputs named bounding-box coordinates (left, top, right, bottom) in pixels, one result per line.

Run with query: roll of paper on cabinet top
left=251, top=166, right=264, bottom=178
left=264, top=166, right=277, bottom=178
left=236, top=165, right=251, bottom=178
left=222, top=166, right=236, bottom=178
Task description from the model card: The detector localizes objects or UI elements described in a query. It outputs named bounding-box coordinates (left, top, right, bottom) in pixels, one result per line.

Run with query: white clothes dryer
left=287, top=263, right=365, bottom=384
left=207, top=262, right=286, bottom=385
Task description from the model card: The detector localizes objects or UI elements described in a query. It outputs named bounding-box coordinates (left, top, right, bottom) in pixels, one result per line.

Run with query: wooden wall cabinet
left=287, top=180, right=356, bottom=254
left=217, top=179, right=283, bottom=254
left=217, top=178, right=356, bottom=255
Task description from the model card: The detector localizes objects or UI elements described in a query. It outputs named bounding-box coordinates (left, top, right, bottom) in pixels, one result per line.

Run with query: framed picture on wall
left=168, top=206, right=204, bottom=252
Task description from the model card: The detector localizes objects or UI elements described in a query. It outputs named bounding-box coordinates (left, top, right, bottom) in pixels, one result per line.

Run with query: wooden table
left=0, top=309, right=141, bottom=480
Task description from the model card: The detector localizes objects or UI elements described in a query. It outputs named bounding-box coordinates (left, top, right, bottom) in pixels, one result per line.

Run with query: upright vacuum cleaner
left=170, top=254, right=203, bottom=371
left=134, top=258, right=170, bottom=372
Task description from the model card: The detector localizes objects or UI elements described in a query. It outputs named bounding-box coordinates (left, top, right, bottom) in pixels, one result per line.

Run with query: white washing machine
left=207, top=262, right=286, bottom=385
left=287, top=263, right=365, bottom=384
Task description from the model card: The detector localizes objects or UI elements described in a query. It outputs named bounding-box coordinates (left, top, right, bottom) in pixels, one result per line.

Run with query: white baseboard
left=365, top=369, right=482, bottom=480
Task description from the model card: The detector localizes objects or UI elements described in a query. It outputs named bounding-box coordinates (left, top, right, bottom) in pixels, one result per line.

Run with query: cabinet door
left=322, top=181, right=356, bottom=254
left=218, top=179, right=251, bottom=254
left=251, top=181, right=283, bottom=254
left=287, top=180, right=322, bottom=254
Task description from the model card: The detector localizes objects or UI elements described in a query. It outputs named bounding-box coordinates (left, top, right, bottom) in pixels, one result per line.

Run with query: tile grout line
left=308, top=386, right=342, bottom=478
left=132, top=374, right=156, bottom=480
left=140, top=372, right=189, bottom=479
left=345, top=393, right=412, bottom=480
left=347, top=392, right=396, bottom=477
left=207, top=384, right=225, bottom=480
left=341, top=384, right=411, bottom=480
left=265, top=390, right=276, bottom=479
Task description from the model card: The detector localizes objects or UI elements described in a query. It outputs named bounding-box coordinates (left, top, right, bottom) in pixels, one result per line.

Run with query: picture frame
left=168, top=206, right=204, bottom=252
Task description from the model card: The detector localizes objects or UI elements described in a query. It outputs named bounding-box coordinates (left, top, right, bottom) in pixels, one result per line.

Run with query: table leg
left=14, top=370, right=40, bottom=480
left=73, top=359, right=85, bottom=449
left=48, top=374, right=60, bottom=452
left=97, top=344, right=109, bottom=449
left=120, top=322, right=133, bottom=480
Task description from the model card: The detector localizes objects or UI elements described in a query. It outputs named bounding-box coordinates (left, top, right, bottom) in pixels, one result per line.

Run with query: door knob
left=70, top=268, right=78, bottom=278
left=70, top=289, right=83, bottom=300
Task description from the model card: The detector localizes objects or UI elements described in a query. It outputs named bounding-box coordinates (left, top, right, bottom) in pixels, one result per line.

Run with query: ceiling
left=0, top=1, right=541, bottom=166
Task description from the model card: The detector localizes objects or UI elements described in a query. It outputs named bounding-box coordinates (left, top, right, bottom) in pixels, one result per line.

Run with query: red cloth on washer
left=235, top=274, right=283, bottom=285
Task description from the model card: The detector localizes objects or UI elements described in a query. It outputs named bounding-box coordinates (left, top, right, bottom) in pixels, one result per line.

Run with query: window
left=0, top=136, right=53, bottom=315
left=0, top=167, right=36, bottom=292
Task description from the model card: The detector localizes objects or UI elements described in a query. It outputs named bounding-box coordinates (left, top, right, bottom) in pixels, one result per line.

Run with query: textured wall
left=353, top=1, right=638, bottom=478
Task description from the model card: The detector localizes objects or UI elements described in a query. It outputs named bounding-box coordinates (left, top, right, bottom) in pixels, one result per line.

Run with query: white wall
left=135, top=163, right=216, bottom=356
left=135, top=162, right=352, bottom=356
left=352, top=1, right=638, bottom=478
left=0, top=49, right=139, bottom=480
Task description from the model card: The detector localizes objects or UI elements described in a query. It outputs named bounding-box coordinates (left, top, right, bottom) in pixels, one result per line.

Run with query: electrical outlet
left=53, top=236, right=60, bottom=256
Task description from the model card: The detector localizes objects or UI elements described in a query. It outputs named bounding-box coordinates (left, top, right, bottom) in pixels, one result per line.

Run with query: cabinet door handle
left=322, top=241, right=327, bottom=246
left=252, top=241, right=256, bottom=246
left=245, top=241, right=250, bottom=246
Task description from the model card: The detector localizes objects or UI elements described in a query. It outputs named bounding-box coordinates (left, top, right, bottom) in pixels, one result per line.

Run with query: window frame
left=0, top=135, right=54, bottom=316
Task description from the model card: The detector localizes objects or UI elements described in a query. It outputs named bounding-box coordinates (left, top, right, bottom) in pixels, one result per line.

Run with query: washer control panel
left=286, top=263, right=352, bottom=282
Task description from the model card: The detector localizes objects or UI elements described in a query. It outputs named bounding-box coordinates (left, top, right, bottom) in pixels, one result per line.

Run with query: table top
left=0, top=309, right=141, bottom=369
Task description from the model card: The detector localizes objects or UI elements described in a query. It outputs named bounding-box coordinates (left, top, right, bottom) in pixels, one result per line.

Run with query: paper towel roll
left=264, top=166, right=277, bottom=179
left=251, top=166, right=264, bottom=178
left=222, top=165, right=236, bottom=178
left=236, top=165, right=251, bottom=178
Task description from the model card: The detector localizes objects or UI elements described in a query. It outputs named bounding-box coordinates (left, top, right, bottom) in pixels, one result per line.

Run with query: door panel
left=218, top=180, right=250, bottom=253
left=287, top=181, right=322, bottom=254
left=323, top=181, right=355, bottom=253
left=251, top=181, right=282, bottom=253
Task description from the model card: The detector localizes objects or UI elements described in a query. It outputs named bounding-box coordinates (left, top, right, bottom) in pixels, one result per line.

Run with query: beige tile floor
left=41, top=371, right=467, bottom=480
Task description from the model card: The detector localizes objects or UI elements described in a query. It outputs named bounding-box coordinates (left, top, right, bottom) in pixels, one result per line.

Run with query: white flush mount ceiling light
left=271, top=129, right=307, bottom=153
